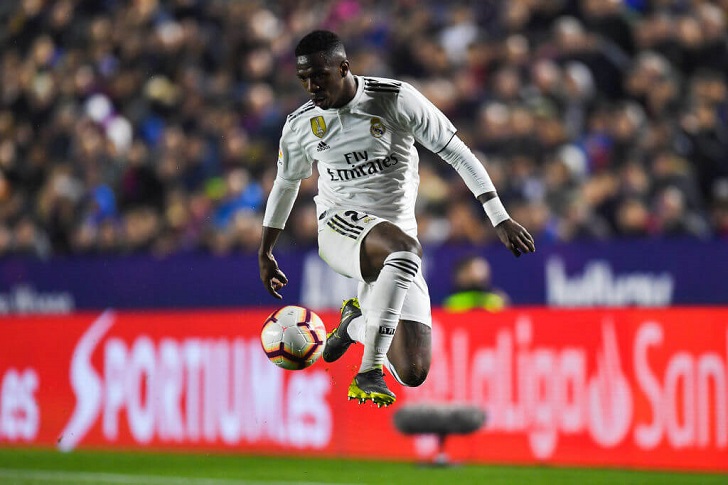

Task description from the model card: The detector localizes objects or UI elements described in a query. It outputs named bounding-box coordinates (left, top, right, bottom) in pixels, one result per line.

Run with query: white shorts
left=317, top=209, right=432, bottom=327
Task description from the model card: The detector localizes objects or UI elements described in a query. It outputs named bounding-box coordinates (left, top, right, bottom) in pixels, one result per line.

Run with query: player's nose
left=303, top=79, right=317, bottom=93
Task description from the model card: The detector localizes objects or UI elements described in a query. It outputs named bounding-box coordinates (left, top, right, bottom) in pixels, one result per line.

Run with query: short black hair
left=295, top=30, right=346, bottom=58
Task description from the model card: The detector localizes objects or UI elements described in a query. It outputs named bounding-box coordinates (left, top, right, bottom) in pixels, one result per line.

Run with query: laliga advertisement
left=1, top=308, right=727, bottom=471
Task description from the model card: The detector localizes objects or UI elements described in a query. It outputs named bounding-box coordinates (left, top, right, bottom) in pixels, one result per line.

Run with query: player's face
left=296, top=52, right=349, bottom=109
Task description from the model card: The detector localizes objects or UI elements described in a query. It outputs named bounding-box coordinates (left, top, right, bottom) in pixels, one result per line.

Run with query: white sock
left=353, top=317, right=407, bottom=386
left=359, top=251, right=421, bottom=373
left=346, top=314, right=365, bottom=343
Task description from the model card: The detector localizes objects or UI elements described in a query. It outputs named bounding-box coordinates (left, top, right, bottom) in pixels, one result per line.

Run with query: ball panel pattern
left=260, top=305, right=326, bottom=370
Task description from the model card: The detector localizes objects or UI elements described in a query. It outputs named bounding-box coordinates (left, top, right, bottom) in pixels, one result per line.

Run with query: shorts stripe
left=332, top=214, right=364, bottom=232
left=327, top=215, right=364, bottom=239
left=327, top=220, right=359, bottom=239
left=329, top=218, right=362, bottom=236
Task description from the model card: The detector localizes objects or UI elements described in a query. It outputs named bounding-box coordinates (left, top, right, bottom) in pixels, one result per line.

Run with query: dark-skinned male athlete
left=259, top=30, right=535, bottom=407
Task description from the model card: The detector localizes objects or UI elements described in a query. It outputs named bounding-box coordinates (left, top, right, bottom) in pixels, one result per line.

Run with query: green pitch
left=0, top=448, right=726, bottom=485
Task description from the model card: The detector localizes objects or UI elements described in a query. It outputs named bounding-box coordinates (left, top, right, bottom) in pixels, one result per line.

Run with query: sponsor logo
left=407, top=317, right=728, bottom=460
left=370, top=117, right=385, bottom=138
left=0, top=284, right=74, bottom=315
left=59, top=312, right=333, bottom=450
left=316, top=141, right=330, bottom=152
left=379, top=327, right=396, bottom=335
left=310, top=116, right=327, bottom=138
left=0, top=368, right=39, bottom=442
left=546, top=257, right=674, bottom=306
left=327, top=150, right=399, bottom=182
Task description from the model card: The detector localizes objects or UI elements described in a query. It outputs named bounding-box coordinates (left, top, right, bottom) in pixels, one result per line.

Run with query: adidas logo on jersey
left=316, top=141, right=330, bottom=152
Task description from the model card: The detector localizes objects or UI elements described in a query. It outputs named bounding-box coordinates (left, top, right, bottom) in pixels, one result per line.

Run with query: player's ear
left=339, top=60, right=350, bottom=78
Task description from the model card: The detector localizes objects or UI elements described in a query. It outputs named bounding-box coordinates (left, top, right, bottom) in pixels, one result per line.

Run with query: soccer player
left=259, top=30, right=535, bottom=406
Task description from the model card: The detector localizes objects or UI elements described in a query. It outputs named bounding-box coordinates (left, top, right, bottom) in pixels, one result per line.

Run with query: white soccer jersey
left=275, top=76, right=457, bottom=236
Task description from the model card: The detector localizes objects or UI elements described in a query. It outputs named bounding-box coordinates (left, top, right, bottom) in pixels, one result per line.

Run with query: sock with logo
left=348, top=315, right=409, bottom=386
left=359, top=251, right=421, bottom=374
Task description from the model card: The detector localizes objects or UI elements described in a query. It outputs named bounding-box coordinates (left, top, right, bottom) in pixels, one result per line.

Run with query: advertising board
left=2, top=308, right=727, bottom=471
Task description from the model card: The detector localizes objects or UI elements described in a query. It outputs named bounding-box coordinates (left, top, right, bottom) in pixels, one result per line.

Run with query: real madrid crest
left=370, top=117, right=385, bottom=138
left=310, top=116, right=327, bottom=138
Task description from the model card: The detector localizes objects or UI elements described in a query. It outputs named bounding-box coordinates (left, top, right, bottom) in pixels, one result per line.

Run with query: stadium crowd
left=1, top=0, right=727, bottom=258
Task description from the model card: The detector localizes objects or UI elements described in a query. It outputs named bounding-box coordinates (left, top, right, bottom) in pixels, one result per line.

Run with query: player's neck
left=331, top=75, right=358, bottom=109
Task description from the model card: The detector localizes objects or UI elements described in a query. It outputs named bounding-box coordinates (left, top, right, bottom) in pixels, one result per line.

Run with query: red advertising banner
left=1, top=308, right=727, bottom=471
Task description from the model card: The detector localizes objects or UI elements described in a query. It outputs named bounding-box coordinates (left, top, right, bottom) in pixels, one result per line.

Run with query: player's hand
left=259, top=252, right=288, bottom=299
left=494, top=219, right=536, bottom=258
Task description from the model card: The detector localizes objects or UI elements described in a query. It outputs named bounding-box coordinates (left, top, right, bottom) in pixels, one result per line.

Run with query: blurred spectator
left=445, top=199, right=491, bottom=246
left=562, top=61, right=597, bottom=137
left=0, top=224, right=12, bottom=256
left=119, top=141, right=165, bottom=211
left=711, top=181, right=728, bottom=239
left=652, top=185, right=710, bottom=239
left=122, top=206, right=162, bottom=254
left=211, top=168, right=263, bottom=230
left=443, top=255, right=509, bottom=312
left=615, top=196, right=652, bottom=237
left=288, top=202, right=320, bottom=249
left=0, top=0, right=726, bottom=258
left=558, top=189, right=613, bottom=241
left=12, top=216, right=50, bottom=258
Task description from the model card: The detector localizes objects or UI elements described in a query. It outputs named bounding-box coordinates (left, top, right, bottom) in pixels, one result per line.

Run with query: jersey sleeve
left=277, top=120, right=313, bottom=181
left=396, top=82, right=457, bottom=153
left=262, top=120, right=311, bottom=229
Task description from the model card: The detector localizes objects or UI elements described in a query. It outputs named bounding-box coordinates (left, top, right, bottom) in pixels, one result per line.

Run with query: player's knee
left=388, top=233, right=422, bottom=259
left=398, top=362, right=429, bottom=387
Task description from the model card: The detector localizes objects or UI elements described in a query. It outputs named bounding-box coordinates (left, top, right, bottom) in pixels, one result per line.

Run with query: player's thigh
left=360, top=221, right=422, bottom=281
left=317, top=209, right=385, bottom=281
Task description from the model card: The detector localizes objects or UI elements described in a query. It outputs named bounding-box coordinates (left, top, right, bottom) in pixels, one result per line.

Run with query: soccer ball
left=261, top=305, right=327, bottom=370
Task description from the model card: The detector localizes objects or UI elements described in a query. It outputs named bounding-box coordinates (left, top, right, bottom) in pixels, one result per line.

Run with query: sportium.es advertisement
left=1, top=308, right=727, bottom=471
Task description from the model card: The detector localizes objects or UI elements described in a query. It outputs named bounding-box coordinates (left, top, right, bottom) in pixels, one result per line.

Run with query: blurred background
left=2, top=1, right=728, bottom=480
left=1, top=0, right=727, bottom=260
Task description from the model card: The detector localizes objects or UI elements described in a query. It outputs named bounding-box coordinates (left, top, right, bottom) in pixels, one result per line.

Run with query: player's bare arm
left=476, top=192, right=536, bottom=258
left=258, top=226, right=288, bottom=299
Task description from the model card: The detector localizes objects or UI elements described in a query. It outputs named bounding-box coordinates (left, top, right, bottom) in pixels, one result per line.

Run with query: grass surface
left=0, top=448, right=726, bottom=485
